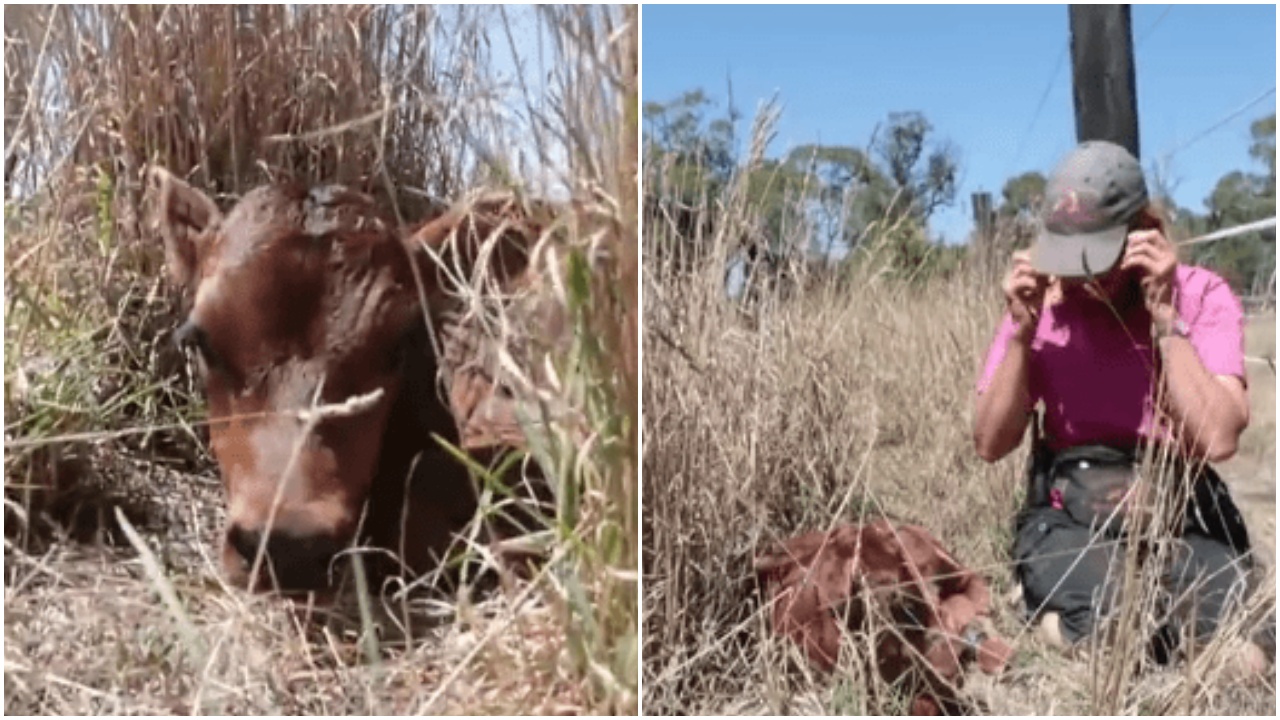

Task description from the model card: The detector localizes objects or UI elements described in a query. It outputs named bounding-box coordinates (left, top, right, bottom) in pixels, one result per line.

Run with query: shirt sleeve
left=1181, top=271, right=1247, bottom=383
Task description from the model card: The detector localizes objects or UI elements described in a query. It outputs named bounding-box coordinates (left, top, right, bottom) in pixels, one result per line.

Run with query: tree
left=967, top=170, right=1048, bottom=279
left=871, top=111, right=959, bottom=222
left=777, top=112, right=960, bottom=256
left=645, top=92, right=965, bottom=286
left=1249, top=114, right=1276, bottom=183
left=780, top=144, right=883, bottom=254
left=644, top=89, right=758, bottom=283
left=742, top=156, right=810, bottom=250
left=998, top=171, right=1047, bottom=218
left=1188, top=113, right=1276, bottom=297
left=643, top=89, right=738, bottom=203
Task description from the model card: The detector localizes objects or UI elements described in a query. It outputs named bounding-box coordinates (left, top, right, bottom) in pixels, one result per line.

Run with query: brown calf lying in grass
left=756, top=520, right=1013, bottom=714
left=150, top=167, right=552, bottom=594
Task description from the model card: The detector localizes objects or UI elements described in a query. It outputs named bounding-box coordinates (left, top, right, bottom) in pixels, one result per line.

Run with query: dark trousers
left=1014, top=506, right=1253, bottom=646
left=1012, top=469, right=1267, bottom=658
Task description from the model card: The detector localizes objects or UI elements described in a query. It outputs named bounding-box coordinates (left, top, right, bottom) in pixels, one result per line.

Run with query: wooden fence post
left=1069, top=5, right=1140, bottom=158
left=971, top=191, right=995, bottom=273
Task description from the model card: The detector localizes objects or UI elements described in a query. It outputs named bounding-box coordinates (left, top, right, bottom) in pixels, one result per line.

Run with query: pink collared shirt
left=977, top=265, right=1246, bottom=451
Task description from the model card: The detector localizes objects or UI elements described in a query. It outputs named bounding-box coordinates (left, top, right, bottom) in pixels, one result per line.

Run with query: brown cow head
left=150, top=167, right=535, bottom=592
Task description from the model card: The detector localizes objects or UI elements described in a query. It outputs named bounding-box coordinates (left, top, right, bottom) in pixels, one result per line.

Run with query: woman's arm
left=1122, top=229, right=1250, bottom=462
left=973, top=250, right=1047, bottom=463
left=1154, top=329, right=1249, bottom=462
left=973, top=334, right=1035, bottom=462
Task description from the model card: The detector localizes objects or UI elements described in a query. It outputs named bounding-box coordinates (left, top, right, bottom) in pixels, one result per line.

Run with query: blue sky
left=642, top=4, right=1277, bottom=245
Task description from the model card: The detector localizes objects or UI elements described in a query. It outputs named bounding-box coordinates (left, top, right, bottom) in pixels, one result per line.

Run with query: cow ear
left=402, top=213, right=456, bottom=304
left=403, top=200, right=537, bottom=302
left=148, top=166, right=221, bottom=290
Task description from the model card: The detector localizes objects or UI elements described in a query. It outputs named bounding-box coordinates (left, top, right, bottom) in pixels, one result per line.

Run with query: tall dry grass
left=5, top=5, right=636, bottom=715
left=641, top=111, right=1275, bottom=714
left=5, top=6, right=492, bottom=207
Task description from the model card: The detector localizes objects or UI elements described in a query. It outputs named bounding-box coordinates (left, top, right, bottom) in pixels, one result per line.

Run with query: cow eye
left=174, top=320, right=225, bottom=372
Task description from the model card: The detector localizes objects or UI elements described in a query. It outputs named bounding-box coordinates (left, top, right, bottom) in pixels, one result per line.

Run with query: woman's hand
left=1121, top=228, right=1179, bottom=330
left=1003, top=250, right=1049, bottom=341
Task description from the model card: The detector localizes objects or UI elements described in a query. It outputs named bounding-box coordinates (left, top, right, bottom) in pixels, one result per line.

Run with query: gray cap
left=1029, top=140, right=1149, bottom=279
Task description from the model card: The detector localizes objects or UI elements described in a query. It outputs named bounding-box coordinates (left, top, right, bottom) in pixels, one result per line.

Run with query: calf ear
left=148, top=166, right=221, bottom=290
left=404, top=199, right=538, bottom=303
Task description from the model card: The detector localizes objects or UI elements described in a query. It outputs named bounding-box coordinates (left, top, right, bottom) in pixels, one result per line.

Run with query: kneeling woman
left=972, top=140, right=1270, bottom=670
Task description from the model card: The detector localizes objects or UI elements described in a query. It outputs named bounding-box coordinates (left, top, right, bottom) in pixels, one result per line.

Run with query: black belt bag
left=1187, top=466, right=1252, bottom=555
left=1026, top=443, right=1251, bottom=552
left=1048, top=445, right=1138, bottom=537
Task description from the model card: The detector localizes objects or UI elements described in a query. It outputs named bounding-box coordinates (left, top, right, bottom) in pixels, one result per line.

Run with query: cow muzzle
left=222, top=519, right=349, bottom=592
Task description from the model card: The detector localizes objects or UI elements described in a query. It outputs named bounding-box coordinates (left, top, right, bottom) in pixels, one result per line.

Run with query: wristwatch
left=1154, top=316, right=1190, bottom=340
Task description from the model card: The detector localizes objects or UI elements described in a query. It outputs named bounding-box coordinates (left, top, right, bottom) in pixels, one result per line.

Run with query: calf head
left=150, top=168, right=536, bottom=592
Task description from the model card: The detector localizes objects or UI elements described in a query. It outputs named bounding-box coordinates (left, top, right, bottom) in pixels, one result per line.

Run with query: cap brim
left=1029, top=225, right=1127, bottom=279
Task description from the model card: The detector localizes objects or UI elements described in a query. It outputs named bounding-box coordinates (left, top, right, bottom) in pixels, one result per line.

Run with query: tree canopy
left=644, top=91, right=961, bottom=279
left=1182, top=113, right=1275, bottom=297
left=644, top=86, right=1273, bottom=299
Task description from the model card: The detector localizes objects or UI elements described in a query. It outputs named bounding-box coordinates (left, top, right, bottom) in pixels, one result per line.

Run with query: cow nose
left=226, top=523, right=344, bottom=591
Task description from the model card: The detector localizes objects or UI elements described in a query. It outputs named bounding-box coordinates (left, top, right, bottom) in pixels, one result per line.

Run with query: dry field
left=1221, top=313, right=1277, bottom=571
left=641, top=172, right=1276, bottom=713
left=5, top=6, right=637, bottom=715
